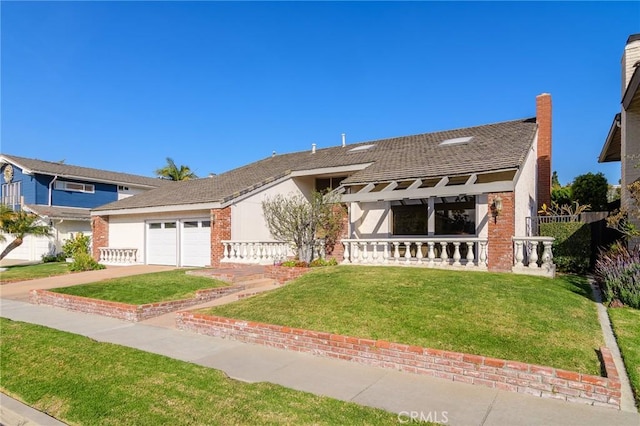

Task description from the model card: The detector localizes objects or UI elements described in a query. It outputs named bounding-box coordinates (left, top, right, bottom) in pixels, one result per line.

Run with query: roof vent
left=348, top=144, right=375, bottom=153
left=311, top=143, right=316, bottom=154
left=341, top=133, right=346, bottom=147
left=439, top=136, right=473, bottom=146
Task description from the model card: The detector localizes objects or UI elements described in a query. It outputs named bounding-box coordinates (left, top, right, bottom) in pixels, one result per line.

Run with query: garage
left=146, top=219, right=210, bottom=266
left=180, top=219, right=211, bottom=267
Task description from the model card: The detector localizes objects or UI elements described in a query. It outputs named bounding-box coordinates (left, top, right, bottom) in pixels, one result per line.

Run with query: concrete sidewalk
left=2, top=299, right=639, bottom=426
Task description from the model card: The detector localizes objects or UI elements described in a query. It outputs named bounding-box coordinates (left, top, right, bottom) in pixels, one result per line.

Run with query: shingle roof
left=94, top=117, right=538, bottom=212
left=0, top=154, right=174, bottom=188
left=24, top=204, right=91, bottom=221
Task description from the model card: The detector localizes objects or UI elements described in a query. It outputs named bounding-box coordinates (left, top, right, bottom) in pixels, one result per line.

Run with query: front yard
left=609, top=307, right=640, bottom=405
left=208, top=266, right=604, bottom=375
left=51, top=269, right=229, bottom=305
left=0, top=318, right=401, bottom=425
left=0, top=262, right=70, bottom=283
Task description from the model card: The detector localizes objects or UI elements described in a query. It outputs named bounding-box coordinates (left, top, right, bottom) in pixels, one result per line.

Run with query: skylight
left=439, top=136, right=473, bottom=146
left=348, top=144, right=375, bottom=152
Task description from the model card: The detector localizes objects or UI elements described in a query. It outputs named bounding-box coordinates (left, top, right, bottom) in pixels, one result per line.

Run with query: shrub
left=309, top=258, right=338, bottom=267
left=280, top=260, right=309, bottom=268
left=62, top=233, right=91, bottom=258
left=539, top=221, right=591, bottom=274
left=41, top=253, right=66, bottom=263
left=68, top=252, right=105, bottom=272
left=594, top=243, right=640, bottom=309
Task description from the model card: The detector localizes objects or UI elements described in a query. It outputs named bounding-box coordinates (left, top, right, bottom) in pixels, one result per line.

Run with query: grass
left=0, top=262, right=71, bottom=283
left=51, top=270, right=229, bottom=305
left=608, top=307, right=640, bottom=406
left=0, top=318, right=403, bottom=425
left=208, top=266, right=604, bottom=375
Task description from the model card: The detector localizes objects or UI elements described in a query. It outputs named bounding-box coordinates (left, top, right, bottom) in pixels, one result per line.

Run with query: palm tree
left=155, top=157, right=198, bottom=181
left=0, top=209, right=52, bottom=260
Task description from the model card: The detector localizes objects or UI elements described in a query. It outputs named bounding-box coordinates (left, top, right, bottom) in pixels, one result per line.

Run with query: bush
left=62, top=233, right=91, bottom=258
left=68, top=252, right=105, bottom=272
left=41, top=253, right=66, bottom=263
left=594, top=243, right=640, bottom=309
left=539, top=221, right=591, bottom=274
left=280, top=260, right=309, bottom=268
left=309, top=258, right=338, bottom=267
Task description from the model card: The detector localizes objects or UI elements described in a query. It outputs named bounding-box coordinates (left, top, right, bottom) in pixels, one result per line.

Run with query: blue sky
left=2, top=2, right=639, bottom=186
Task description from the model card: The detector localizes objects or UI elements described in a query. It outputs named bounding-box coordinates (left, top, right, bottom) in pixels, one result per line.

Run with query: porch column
left=427, top=197, right=435, bottom=235
left=487, top=192, right=515, bottom=272
left=91, top=215, right=109, bottom=261
left=210, top=206, right=231, bottom=267
left=326, top=203, right=349, bottom=262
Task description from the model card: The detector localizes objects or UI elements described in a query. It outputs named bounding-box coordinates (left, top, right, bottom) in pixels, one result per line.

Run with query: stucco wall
left=107, top=210, right=210, bottom=263
left=230, top=177, right=314, bottom=241
left=350, top=201, right=390, bottom=238
left=514, top=137, right=538, bottom=236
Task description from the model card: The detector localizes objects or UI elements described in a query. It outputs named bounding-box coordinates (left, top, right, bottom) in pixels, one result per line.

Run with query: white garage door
left=181, top=219, right=211, bottom=267
left=147, top=221, right=177, bottom=265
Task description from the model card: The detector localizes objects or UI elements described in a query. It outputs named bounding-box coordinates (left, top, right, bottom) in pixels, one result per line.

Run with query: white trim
left=54, top=180, right=95, bottom=193
left=341, top=181, right=515, bottom=203
left=289, top=163, right=373, bottom=177
left=92, top=202, right=222, bottom=216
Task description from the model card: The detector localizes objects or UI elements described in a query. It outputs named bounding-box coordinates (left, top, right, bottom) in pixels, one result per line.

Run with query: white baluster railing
left=511, top=236, right=555, bottom=277
left=99, top=248, right=138, bottom=265
left=340, top=238, right=489, bottom=270
left=221, top=240, right=294, bottom=264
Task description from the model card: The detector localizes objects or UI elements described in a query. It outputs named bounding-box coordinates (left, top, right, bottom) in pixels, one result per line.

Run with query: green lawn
left=208, top=266, right=603, bottom=375
left=0, top=262, right=70, bottom=283
left=51, top=270, right=229, bottom=305
left=0, top=318, right=401, bottom=425
left=608, top=307, right=640, bottom=406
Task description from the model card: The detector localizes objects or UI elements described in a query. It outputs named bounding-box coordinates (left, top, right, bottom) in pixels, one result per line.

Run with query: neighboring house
left=92, top=93, right=554, bottom=276
left=0, top=154, right=172, bottom=261
left=599, top=34, right=640, bottom=241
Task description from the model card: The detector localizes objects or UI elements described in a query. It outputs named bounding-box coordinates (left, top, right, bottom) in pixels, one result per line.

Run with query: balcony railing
left=221, top=241, right=291, bottom=264
left=512, top=236, right=555, bottom=277
left=341, top=237, right=488, bottom=270
left=99, top=248, right=138, bottom=265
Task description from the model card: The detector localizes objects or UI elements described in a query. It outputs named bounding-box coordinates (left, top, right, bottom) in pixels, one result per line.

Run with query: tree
left=0, top=208, right=52, bottom=260
left=607, top=179, right=640, bottom=241
left=571, top=172, right=609, bottom=211
left=262, top=191, right=343, bottom=263
left=551, top=171, right=573, bottom=206
left=155, top=157, right=198, bottom=181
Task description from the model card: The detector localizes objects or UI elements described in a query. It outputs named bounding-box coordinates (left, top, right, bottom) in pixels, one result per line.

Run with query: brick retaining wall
left=30, top=285, right=245, bottom=322
left=175, top=312, right=622, bottom=409
left=265, top=265, right=312, bottom=284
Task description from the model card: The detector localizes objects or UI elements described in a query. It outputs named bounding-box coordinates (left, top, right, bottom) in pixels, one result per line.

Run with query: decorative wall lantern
left=491, top=196, right=503, bottom=222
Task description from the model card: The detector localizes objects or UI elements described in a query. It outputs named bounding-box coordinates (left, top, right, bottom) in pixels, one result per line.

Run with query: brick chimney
left=536, top=93, right=552, bottom=209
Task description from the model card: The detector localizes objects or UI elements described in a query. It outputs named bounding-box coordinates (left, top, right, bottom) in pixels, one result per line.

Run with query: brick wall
left=176, top=313, right=622, bottom=409
left=265, top=265, right=312, bottom=284
left=91, top=215, right=109, bottom=261
left=326, top=204, right=349, bottom=261
left=536, top=93, right=552, bottom=209
left=210, top=207, right=231, bottom=267
left=487, top=192, right=515, bottom=272
left=30, top=285, right=245, bottom=322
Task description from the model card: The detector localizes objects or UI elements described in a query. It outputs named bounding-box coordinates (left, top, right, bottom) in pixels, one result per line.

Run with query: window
left=184, top=221, right=198, bottom=228
left=202, top=221, right=211, bottom=228
left=392, top=205, right=428, bottom=235
left=149, top=223, right=162, bottom=229
left=54, top=180, right=95, bottom=193
left=118, top=185, right=129, bottom=191
left=164, top=222, right=176, bottom=229
left=315, top=176, right=346, bottom=193
left=434, top=196, right=475, bottom=235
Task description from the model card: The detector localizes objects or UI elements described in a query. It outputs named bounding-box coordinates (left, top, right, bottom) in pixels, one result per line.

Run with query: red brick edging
left=265, top=265, right=312, bottom=284
left=175, top=313, right=622, bottom=409
left=29, top=286, right=245, bottom=322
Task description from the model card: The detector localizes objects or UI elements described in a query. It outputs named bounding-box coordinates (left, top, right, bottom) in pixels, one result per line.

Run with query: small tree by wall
left=571, top=172, right=609, bottom=211
left=262, top=191, right=343, bottom=263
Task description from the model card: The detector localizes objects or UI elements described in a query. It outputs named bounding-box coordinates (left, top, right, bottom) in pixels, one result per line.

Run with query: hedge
left=539, top=221, right=591, bottom=274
